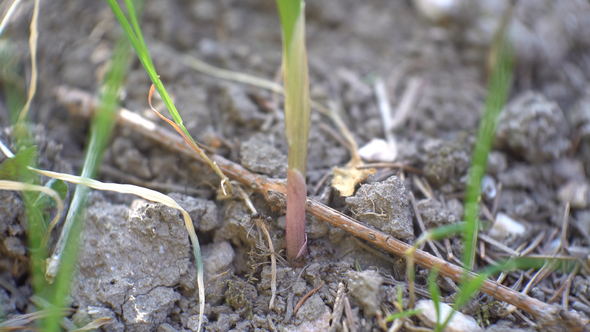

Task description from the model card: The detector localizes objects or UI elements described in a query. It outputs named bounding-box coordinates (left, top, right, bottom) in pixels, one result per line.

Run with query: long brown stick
left=55, top=86, right=588, bottom=332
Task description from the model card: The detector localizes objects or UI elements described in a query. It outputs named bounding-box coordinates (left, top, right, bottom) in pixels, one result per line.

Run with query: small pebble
left=358, top=138, right=397, bottom=162
left=488, top=213, right=525, bottom=240
left=415, top=300, right=482, bottom=332
left=481, top=175, right=497, bottom=201
left=558, top=181, right=589, bottom=209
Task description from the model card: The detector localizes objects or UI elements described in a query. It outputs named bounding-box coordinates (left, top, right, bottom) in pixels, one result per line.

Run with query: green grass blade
left=428, top=268, right=442, bottom=331
left=106, top=0, right=231, bottom=195
left=462, top=14, right=514, bottom=270
left=43, top=37, right=131, bottom=332
left=385, top=308, right=423, bottom=322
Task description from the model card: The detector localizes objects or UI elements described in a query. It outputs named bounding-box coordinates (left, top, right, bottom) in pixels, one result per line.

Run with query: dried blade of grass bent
left=0, top=180, right=63, bottom=234
left=0, top=0, right=22, bottom=38
left=106, top=0, right=231, bottom=196
left=33, top=168, right=206, bottom=332
left=148, top=84, right=230, bottom=195
left=57, top=87, right=590, bottom=331
left=16, top=0, right=39, bottom=123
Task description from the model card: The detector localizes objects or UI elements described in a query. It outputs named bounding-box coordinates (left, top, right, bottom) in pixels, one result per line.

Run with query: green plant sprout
left=276, top=0, right=311, bottom=263
left=405, top=5, right=518, bottom=331
left=105, top=0, right=232, bottom=195
left=385, top=285, right=422, bottom=323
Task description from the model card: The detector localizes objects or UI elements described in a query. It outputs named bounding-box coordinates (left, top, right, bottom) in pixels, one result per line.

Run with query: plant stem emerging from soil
left=276, top=0, right=311, bottom=262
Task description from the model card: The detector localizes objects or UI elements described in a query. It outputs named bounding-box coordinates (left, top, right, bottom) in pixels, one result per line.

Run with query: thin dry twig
left=374, top=77, right=395, bottom=148
left=293, top=281, right=325, bottom=315
left=57, top=86, right=590, bottom=332
left=389, top=77, right=424, bottom=131
left=329, top=283, right=346, bottom=332
left=343, top=295, right=357, bottom=332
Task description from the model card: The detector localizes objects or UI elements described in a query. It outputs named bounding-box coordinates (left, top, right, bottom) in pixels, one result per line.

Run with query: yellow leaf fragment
left=331, top=161, right=375, bottom=197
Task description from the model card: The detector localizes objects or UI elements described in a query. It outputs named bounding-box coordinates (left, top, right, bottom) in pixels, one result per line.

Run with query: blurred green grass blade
left=106, top=0, right=231, bottom=195
left=106, top=0, right=187, bottom=138
left=437, top=257, right=546, bottom=331
left=385, top=308, right=423, bottom=322
left=276, top=0, right=302, bottom=51
left=43, top=36, right=132, bottom=332
left=0, top=146, right=36, bottom=180
left=33, top=178, right=68, bottom=209
left=428, top=268, right=442, bottom=330
left=462, top=17, right=513, bottom=270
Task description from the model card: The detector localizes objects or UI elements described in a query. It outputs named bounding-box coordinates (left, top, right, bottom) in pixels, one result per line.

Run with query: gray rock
left=296, top=293, right=327, bottom=322
left=569, top=94, right=590, bottom=175
left=422, top=137, right=472, bottom=192
left=485, top=319, right=533, bottom=332
left=87, top=306, right=124, bottom=332
left=214, top=202, right=257, bottom=247
left=496, top=91, right=571, bottom=163
left=202, top=241, right=235, bottom=306
left=240, top=134, right=287, bottom=178
left=72, top=196, right=195, bottom=331
left=446, top=198, right=464, bottom=221
left=416, top=199, right=456, bottom=228
left=121, top=287, right=180, bottom=332
left=220, top=84, right=265, bottom=128
left=3, top=237, right=25, bottom=257
left=346, top=270, right=383, bottom=317
left=0, top=191, right=22, bottom=238
left=498, top=190, right=538, bottom=218
left=486, top=151, right=507, bottom=176
left=346, top=176, right=414, bottom=241
left=169, top=193, right=219, bottom=232
left=0, top=288, right=16, bottom=316
left=158, top=323, right=180, bottom=332
left=202, top=241, right=235, bottom=278
left=111, top=137, right=152, bottom=179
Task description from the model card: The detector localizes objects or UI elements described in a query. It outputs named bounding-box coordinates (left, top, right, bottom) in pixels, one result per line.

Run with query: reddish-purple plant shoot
left=286, top=168, right=307, bottom=261
left=276, top=0, right=311, bottom=263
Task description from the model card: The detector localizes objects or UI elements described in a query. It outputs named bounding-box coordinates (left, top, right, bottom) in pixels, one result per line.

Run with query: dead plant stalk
left=56, top=86, right=589, bottom=331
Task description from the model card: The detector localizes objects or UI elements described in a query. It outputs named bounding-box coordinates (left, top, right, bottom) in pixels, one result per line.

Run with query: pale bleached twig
left=17, top=0, right=40, bottom=122
left=0, top=0, right=23, bottom=38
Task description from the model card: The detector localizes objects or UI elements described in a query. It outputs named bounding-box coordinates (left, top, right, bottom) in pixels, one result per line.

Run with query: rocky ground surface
left=2, top=0, right=590, bottom=331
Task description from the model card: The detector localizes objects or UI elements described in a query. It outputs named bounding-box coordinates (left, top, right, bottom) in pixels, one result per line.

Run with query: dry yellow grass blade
left=0, top=179, right=64, bottom=234
left=33, top=168, right=205, bottom=332
left=17, top=0, right=39, bottom=123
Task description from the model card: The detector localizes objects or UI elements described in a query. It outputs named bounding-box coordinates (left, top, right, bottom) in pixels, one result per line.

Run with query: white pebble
left=358, top=138, right=396, bottom=162
left=411, top=0, right=463, bottom=23
left=416, top=300, right=482, bottom=332
left=558, top=181, right=589, bottom=209
left=488, top=212, right=525, bottom=240
left=480, top=175, right=497, bottom=200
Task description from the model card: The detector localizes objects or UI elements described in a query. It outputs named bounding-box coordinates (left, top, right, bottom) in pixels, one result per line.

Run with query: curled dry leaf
left=331, top=160, right=375, bottom=197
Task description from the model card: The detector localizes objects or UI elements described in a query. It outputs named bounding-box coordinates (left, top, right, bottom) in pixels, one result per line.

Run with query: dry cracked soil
left=2, top=0, right=590, bottom=331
